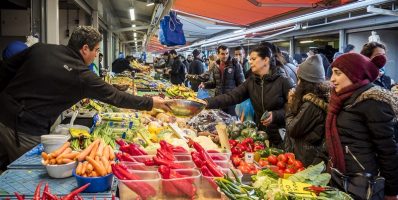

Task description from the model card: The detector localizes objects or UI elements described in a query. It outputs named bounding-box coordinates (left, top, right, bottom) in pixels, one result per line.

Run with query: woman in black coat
left=285, top=55, right=330, bottom=167
left=327, top=53, right=398, bottom=199
left=205, top=45, right=294, bottom=147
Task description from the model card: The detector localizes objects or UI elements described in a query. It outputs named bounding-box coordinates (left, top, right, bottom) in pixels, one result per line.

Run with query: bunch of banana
left=131, top=60, right=150, bottom=72
left=166, top=85, right=197, bottom=99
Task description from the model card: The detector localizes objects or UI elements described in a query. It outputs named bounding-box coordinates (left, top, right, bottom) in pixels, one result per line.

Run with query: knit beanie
left=330, top=53, right=386, bottom=83
left=2, top=41, right=28, bottom=60
left=297, top=54, right=325, bottom=83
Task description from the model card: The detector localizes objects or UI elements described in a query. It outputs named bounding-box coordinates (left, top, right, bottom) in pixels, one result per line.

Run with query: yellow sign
left=278, top=178, right=317, bottom=198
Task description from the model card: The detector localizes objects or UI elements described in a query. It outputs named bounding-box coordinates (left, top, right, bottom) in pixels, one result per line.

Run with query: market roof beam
left=367, top=5, right=398, bottom=16
left=247, top=0, right=313, bottom=8
left=112, top=26, right=150, bottom=33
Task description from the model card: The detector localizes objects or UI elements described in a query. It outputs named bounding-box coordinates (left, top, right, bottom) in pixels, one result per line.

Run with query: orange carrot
left=101, top=156, right=109, bottom=174
left=108, top=146, right=115, bottom=160
left=86, top=163, right=93, bottom=174
left=76, top=139, right=100, bottom=162
left=86, top=157, right=106, bottom=176
left=61, top=152, right=79, bottom=160
left=88, top=142, right=99, bottom=159
left=81, top=161, right=88, bottom=175
left=91, top=171, right=97, bottom=177
left=103, top=145, right=110, bottom=160
left=56, top=148, right=72, bottom=159
left=41, top=152, right=49, bottom=160
left=51, top=142, right=70, bottom=157
left=76, top=162, right=83, bottom=175
left=96, top=139, right=105, bottom=157
left=62, top=158, right=74, bottom=164
left=50, top=159, right=56, bottom=165
left=106, top=165, right=112, bottom=174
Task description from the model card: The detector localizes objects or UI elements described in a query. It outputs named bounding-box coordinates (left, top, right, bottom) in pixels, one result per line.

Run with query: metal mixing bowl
left=166, top=99, right=206, bottom=117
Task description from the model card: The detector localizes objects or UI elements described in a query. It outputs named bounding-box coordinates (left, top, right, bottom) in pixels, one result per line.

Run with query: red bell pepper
left=61, top=183, right=90, bottom=200
left=112, top=164, right=157, bottom=199
left=229, top=140, right=239, bottom=147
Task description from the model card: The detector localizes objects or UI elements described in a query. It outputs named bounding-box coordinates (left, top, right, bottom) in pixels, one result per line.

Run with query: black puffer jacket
left=169, top=57, right=186, bottom=85
left=337, top=84, right=398, bottom=196
left=204, top=57, right=244, bottom=96
left=206, top=67, right=294, bottom=146
left=285, top=93, right=328, bottom=167
left=188, top=58, right=205, bottom=91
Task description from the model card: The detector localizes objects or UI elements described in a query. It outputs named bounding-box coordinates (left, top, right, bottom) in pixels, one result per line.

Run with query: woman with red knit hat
left=328, top=53, right=398, bottom=200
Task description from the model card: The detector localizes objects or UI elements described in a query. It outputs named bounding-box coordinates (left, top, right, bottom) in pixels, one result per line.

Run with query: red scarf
left=325, top=80, right=370, bottom=172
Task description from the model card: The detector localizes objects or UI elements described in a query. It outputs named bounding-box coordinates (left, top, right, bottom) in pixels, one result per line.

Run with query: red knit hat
left=331, top=53, right=386, bottom=83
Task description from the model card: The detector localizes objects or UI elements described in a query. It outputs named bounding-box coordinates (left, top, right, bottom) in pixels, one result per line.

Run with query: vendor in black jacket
left=206, top=45, right=294, bottom=147
left=0, top=26, right=169, bottom=168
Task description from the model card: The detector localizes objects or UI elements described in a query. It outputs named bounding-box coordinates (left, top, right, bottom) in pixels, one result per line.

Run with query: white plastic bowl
left=41, top=135, right=70, bottom=153
left=42, top=160, right=77, bottom=178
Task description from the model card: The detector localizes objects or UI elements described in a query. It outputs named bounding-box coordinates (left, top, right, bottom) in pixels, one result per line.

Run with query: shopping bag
left=235, top=99, right=255, bottom=122
left=159, top=11, right=186, bottom=46
left=197, top=88, right=210, bottom=99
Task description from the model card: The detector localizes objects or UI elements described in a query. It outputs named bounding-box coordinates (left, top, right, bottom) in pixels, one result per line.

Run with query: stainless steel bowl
left=166, top=99, right=206, bottom=117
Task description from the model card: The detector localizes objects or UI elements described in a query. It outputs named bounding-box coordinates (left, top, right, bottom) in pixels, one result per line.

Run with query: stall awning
left=173, top=0, right=329, bottom=26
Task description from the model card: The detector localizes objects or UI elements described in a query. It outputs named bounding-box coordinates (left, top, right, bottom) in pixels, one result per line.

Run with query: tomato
left=258, top=159, right=269, bottom=167
left=285, top=153, right=295, bottom=160
left=284, top=168, right=295, bottom=174
left=248, top=163, right=257, bottom=170
left=287, top=158, right=295, bottom=165
left=232, top=157, right=242, bottom=166
left=249, top=169, right=258, bottom=175
left=238, top=165, right=250, bottom=174
left=277, top=169, right=285, bottom=177
left=277, top=154, right=287, bottom=163
left=294, top=160, right=304, bottom=169
left=267, top=155, right=278, bottom=165
left=297, top=167, right=305, bottom=172
left=276, top=161, right=286, bottom=170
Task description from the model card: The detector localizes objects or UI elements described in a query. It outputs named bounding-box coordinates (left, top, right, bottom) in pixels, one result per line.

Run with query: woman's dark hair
left=67, top=26, right=102, bottom=52
left=250, top=45, right=276, bottom=68
left=289, top=79, right=330, bottom=115
left=260, top=42, right=286, bottom=66
left=360, top=42, right=386, bottom=58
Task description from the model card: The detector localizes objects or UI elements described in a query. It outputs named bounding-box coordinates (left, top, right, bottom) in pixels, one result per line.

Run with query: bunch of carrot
left=41, top=142, right=79, bottom=165
left=74, top=138, right=115, bottom=177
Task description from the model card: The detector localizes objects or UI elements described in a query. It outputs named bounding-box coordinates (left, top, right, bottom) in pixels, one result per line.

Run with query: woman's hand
left=261, top=112, right=273, bottom=127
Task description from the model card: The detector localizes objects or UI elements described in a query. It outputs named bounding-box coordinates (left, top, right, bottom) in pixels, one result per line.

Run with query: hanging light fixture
left=129, top=8, right=135, bottom=21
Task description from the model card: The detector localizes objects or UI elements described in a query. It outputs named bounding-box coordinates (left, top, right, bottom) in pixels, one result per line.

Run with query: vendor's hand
left=152, top=96, right=171, bottom=112
left=385, top=196, right=398, bottom=200
left=199, top=82, right=205, bottom=89
left=261, top=112, right=273, bottom=127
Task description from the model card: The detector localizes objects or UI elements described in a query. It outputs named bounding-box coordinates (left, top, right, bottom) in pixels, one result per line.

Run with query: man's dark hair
left=234, top=46, right=244, bottom=52
left=169, top=49, right=177, bottom=55
left=343, top=44, right=355, bottom=53
left=67, top=26, right=102, bottom=52
left=360, top=42, right=386, bottom=58
left=99, top=53, right=103, bottom=57
left=217, top=45, right=228, bottom=54
left=163, top=51, right=169, bottom=56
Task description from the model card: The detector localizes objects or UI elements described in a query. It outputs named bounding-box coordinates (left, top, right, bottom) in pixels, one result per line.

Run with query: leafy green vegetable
left=288, top=162, right=330, bottom=186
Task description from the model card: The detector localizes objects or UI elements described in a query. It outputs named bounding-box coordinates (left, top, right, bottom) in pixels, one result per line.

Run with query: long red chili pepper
left=43, top=191, right=58, bottom=200
left=42, top=183, right=49, bottom=200
left=61, top=183, right=90, bottom=200
left=152, top=157, right=188, bottom=169
left=190, top=141, right=224, bottom=177
left=158, top=165, right=181, bottom=197
left=33, top=181, right=42, bottom=200
left=116, top=139, right=128, bottom=146
left=14, top=192, right=25, bottom=200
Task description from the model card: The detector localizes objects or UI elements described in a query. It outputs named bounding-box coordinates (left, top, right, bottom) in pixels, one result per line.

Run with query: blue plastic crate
left=0, top=169, right=115, bottom=199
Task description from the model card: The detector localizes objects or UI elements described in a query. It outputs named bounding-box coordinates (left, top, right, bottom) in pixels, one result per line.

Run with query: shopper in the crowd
left=168, top=49, right=186, bottom=85
left=2, top=41, right=28, bottom=60
left=392, top=84, right=398, bottom=96
left=98, top=53, right=106, bottom=77
left=187, top=54, right=193, bottom=64
left=188, top=49, right=205, bottom=91
left=281, top=51, right=298, bottom=84
left=262, top=42, right=297, bottom=85
left=327, top=44, right=356, bottom=78
left=343, top=44, right=355, bottom=54
left=360, top=41, right=393, bottom=89
left=285, top=54, right=329, bottom=167
left=111, top=55, right=134, bottom=74
left=199, top=45, right=245, bottom=116
left=327, top=53, right=398, bottom=199
left=307, top=47, right=330, bottom=76
left=234, top=46, right=250, bottom=79
left=205, top=45, right=294, bottom=147
left=0, top=26, right=169, bottom=169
